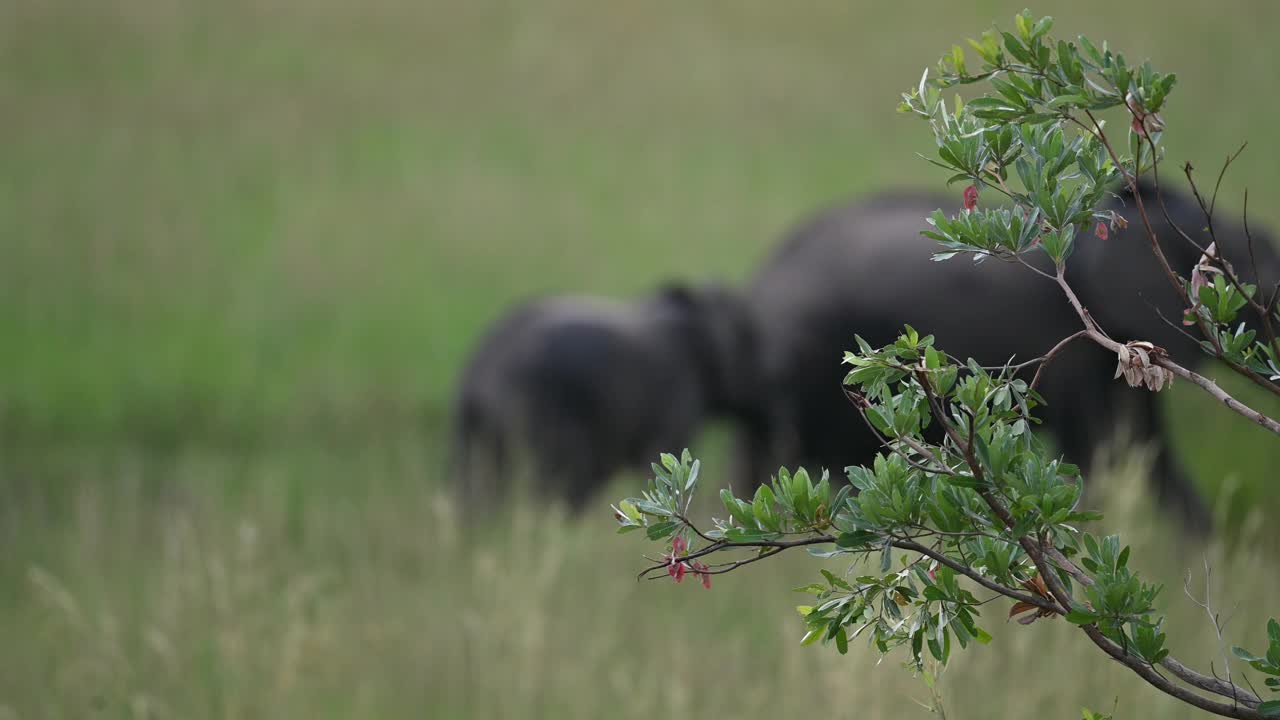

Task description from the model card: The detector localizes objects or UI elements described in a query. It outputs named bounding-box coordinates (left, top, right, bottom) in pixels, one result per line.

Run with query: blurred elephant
left=451, top=283, right=761, bottom=513
left=735, top=183, right=1279, bottom=534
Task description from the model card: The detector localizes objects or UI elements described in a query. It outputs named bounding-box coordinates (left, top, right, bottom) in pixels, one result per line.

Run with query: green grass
left=5, top=0, right=1280, bottom=442
left=1, top=445, right=1277, bottom=719
left=3, top=0, right=1280, bottom=717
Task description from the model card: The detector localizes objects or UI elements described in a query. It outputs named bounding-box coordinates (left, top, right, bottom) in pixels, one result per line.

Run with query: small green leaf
left=1065, top=610, right=1098, bottom=625
left=1031, top=15, right=1054, bottom=40
left=837, top=530, right=879, bottom=549
left=1231, top=646, right=1264, bottom=663
left=723, top=527, right=777, bottom=543
left=821, top=569, right=854, bottom=591
left=1014, top=11, right=1031, bottom=42
left=928, top=635, right=944, bottom=662
left=685, top=459, right=700, bottom=492
left=752, top=484, right=779, bottom=531
left=646, top=521, right=678, bottom=540
left=1258, top=700, right=1280, bottom=717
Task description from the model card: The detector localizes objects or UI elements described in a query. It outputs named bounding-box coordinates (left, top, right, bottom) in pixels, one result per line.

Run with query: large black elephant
left=735, top=183, right=1279, bottom=533
left=452, top=283, right=760, bottom=512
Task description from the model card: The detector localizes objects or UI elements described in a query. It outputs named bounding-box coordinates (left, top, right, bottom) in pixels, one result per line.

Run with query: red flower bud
left=963, top=185, right=979, bottom=211
left=1095, top=221, right=1109, bottom=241
left=671, top=536, right=686, bottom=554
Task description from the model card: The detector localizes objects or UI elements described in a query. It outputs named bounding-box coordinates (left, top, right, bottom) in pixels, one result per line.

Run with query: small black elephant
left=451, top=283, right=760, bottom=513
left=736, top=183, right=1278, bottom=534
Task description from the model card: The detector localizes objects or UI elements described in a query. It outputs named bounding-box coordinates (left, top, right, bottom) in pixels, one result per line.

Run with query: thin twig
left=914, top=354, right=1266, bottom=717
left=1242, top=189, right=1280, bottom=363
left=1029, top=330, right=1090, bottom=391
left=1052, top=268, right=1280, bottom=434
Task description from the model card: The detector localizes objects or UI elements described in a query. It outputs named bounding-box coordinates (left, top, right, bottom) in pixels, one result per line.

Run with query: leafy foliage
left=614, top=8, right=1279, bottom=719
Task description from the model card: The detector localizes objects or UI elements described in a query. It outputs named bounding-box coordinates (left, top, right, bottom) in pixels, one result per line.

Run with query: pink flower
left=963, top=185, right=979, bottom=211
left=665, top=535, right=692, bottom=584
left=1095, top=221, right=1109, bottom=241
left=1185, top=242, right=1218, bottom=325
left=1131, top=114, right=1146, bottom=137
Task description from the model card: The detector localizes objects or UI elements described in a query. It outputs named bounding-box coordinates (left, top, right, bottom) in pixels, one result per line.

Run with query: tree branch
left=1051, top=268, right=1280, bottom=435
left=1029, top=330, right=1090, bottom=391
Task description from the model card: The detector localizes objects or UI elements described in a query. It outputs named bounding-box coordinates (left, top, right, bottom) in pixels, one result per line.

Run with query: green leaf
left=1013, top=11, right=1031, bottom=42
left=836, top=625, right=849, bottom=655
left=1002, top=32, right=1034, bottom=64
left=1047, top=94, right=1090, bottom=109
left=721, top=489, right=755, bottom=528
left=928, top=635, right=944, bottom=662
left=837, top=530, right=879, bottom=549
left=973, top=626, right=993, bottom=645
left=1077, top=35, right=1103, bottom=65
left=822, top=569, right=854, bottom=592
left=968, top=34, right=999, bottom=64
left=792, top=467, right=812, bottom=518
left=720, top=488, right=738, bottom=515
left=973, top=432, right=993, bottom=474
left=753, top=484, right=780, bottom=531
left=660, top=452, right=679, bottom=472
left=1031, top=15, right=1054, bottom=41
left=685, top=458, right=700, bottom=492
left=1065, top=610, right=1099, bottom=625
left=1258, top=700, right=1280, bottom=717
left=617, top=499, right=642, bottom=522
left=723, top=527, right=777, bottom=543
left=646, top=521, right=678, bottom=540
left=1231, top=646, right=1265, bottom=663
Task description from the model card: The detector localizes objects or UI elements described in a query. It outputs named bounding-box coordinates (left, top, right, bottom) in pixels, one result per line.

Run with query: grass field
left=3, top=0, right=1280, bottom=717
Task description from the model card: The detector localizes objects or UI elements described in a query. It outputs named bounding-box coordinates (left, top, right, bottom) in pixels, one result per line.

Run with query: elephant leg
left=1092, top=388, right=1212, bottom=536
left=728, top=400, right=789, bottom=498
left=1133, top=395, right=1212, bottom=536
left=450, top=403, right=508, bottom=521
left=527, top=416, right=612, bottom=515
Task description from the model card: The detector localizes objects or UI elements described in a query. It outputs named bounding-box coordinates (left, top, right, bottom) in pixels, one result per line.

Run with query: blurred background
left=3, top=1, right=1279, bottom=717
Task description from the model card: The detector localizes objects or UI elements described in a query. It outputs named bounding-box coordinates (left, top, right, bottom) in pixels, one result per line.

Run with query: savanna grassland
left=2, top=1, right=1280, bottom=718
